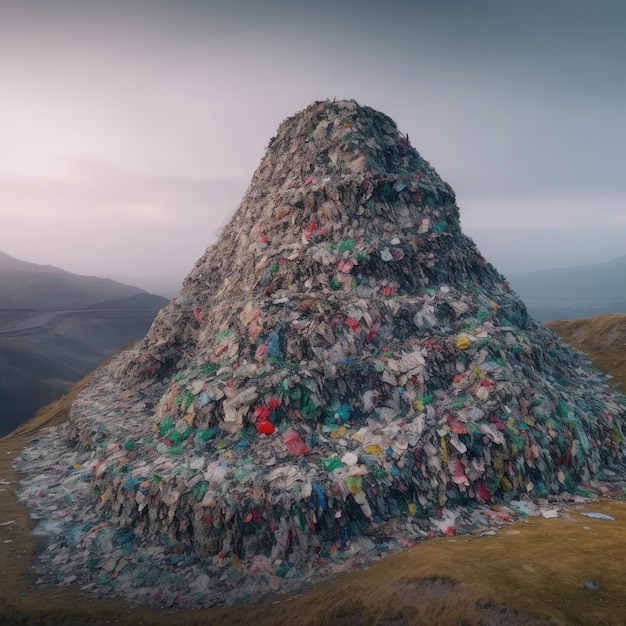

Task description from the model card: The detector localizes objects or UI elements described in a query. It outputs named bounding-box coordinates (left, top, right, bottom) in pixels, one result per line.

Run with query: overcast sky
left=1, top=0, right=624, bottom=295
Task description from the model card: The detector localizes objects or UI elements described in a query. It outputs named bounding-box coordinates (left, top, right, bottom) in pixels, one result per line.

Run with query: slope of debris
left=16, top=100, right=626, bottom=608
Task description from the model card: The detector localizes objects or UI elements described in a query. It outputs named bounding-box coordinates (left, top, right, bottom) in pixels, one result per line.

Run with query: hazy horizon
left=1, top=0, right=625, bottom=293
left=3, top=221, right=626, bottom=301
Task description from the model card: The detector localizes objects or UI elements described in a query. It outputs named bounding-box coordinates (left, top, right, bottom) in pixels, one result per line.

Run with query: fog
left=1, top=0, right=624, bottom=295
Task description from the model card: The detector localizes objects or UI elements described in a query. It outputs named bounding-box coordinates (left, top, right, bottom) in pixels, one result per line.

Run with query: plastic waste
left=283, top=431, right=311, bottom=456
left=256, top=421, right=275, bottom=435
left=12, top=98, right=626, bottom=612
left=581, top=512, right=616, bottom=521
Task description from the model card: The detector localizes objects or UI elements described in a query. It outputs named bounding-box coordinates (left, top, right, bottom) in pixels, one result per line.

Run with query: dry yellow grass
left=1, top=318, right=625, bottom=625
left=546, top=314, right=626, bottom=392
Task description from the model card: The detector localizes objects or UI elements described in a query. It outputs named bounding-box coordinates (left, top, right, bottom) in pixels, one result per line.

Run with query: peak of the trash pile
left=15, top=99, right=626, bottom=609
left=115, top=98, right=510, bottom=389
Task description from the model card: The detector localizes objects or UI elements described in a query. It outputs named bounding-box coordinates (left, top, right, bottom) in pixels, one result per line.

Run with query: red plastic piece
left=256, top=420, right=275, bottom=435
left=268, top=397, right=281, bottom=410
left=254, top=406, right=271, bottom=421
left=447, top=415, right=468, bottom=435
left=476, top=481, right=490, bottom=502
left=282, top=430, right=311, bottom=456
left=345, top=317, right=361, bottom=332
left=304, top=220, right=318, bottom=238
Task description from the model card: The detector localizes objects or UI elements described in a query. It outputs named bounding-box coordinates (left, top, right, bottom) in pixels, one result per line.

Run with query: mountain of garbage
left=16, top=100, right=626, bottom=608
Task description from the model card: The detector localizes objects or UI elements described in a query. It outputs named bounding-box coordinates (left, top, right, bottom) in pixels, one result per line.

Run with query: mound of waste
left=16, top=100, right=626, bottom=608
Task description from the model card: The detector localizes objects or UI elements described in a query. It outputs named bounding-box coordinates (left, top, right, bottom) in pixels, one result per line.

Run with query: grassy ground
left=1, top=315, right=625, bottom=625
left=546, top=314, right=626, bottom=393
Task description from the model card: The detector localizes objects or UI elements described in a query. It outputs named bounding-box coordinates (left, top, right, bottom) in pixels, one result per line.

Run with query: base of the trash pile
left=13, top=350, right=625, bottom=609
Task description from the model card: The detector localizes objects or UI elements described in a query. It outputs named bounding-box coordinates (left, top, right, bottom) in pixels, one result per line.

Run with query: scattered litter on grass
left=581, top=578, right=601, bottom=590
left=581, top=512, right=616, bottom=521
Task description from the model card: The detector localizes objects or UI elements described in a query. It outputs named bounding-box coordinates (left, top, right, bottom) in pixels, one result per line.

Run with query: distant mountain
left=82, top=292, right=170, bottom=310
left=0, top=250, right=145, bottom=309
left=0, top=251, right=168, bottom=437
left=508, top=256, right=626, bottom=321
left=108, top=274, right=183, bottom=299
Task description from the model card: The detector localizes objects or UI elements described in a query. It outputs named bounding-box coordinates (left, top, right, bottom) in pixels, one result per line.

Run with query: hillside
left=0, top=252, right=168, bottom=436
left=82, top=292, right=171, bottom=310
left=508, top=256, right=626, bottom=321
left=545, top=314, right=626, bottom=392
left=0, top=312, right=164, bottom=436
left=1, top=314, right=625, bottom=625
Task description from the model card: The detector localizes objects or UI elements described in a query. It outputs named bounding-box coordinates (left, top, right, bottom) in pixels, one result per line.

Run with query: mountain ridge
left=508, top=255, right=626, bottom=320
left=0, top=250, right=149, bottom=309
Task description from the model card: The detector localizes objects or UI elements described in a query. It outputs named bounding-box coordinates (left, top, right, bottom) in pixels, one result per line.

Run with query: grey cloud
left=0, top=162, right=248, bottom=281
left=0, top=0, right=624, bottom=285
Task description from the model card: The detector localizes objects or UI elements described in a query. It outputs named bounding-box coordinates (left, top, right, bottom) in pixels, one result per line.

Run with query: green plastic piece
left=169, top=428, right=193, bottom=444
left=197, top=428, right=218, bottom=441
left=320, top=458, right=344, bottom=471
left=193, top=481, right=209, bottom=500
left=339, top=238, right=356, bottom=253
left=159, top=416, right=173, bottom=437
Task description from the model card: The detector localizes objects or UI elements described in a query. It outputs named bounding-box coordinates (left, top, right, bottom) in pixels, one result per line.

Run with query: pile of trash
left=16, top=100, right=626, bottom=608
